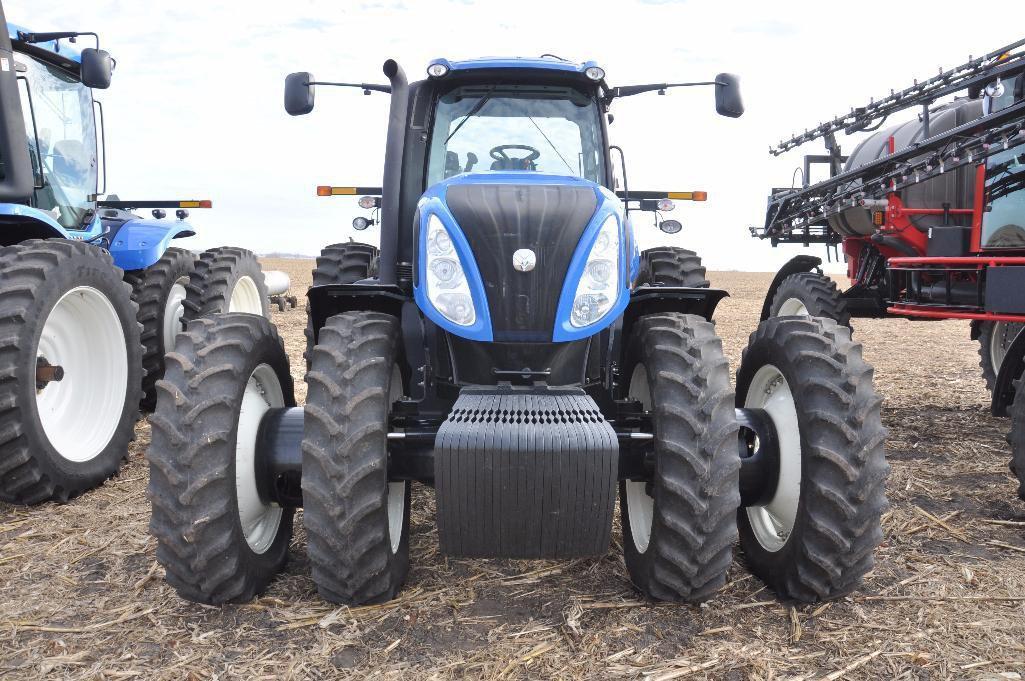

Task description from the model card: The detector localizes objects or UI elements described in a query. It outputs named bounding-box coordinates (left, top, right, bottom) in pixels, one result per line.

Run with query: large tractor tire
left=1007, top=379, right=1025, bottom=501
left=736, top=316, right=888, bottom=602
left=768, top=271, right=851, bottom=328
left=978, top=321, right=1024, bottom=392
left=303, top=243, right=378, bottom=368
left=0, top=240, right=142, bottom=505
left=637, top=247, right=709, bottom=288
left=124, top=247, right=196, bottom=412
left=618, top=313, right=740, bottom=602
left=148, top=314, right=295, bottom=603
left=183, top=246, right=270, bottom=321
left=303, top=311, right=411, bottom=605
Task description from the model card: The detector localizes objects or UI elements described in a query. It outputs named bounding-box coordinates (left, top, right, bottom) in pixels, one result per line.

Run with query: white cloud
left=11, top=0, right=1023, bottom=272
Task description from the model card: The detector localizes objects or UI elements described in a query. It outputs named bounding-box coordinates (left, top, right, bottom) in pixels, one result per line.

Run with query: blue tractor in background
left=0, top=3, right=270, bottom=505
left=149, top=56, right=889, bottom=606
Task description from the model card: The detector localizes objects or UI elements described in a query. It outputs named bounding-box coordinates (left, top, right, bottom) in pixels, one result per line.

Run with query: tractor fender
left=991, top=328, right=1025, bottom=417
left=759, top=255, right=823, bottom=321
left=307, top=282, right=408, bottom=346
left=107, top=218, right=196, bottom=271
left=622, top=287, right=728, bottom=341
left=0, top=204, right=71, bottom=244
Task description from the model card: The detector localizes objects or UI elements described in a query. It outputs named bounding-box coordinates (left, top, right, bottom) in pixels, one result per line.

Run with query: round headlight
left=584, top=66, right=605, bottom=81
left=358, top=196, right=377, bottom=210
left=427, top=63, right=450, bottom=78
left=352, top=216, right=371, bottom=231
left=659, top=219, right=682, bottom=234
left=427, top=226, right=453, bottom=255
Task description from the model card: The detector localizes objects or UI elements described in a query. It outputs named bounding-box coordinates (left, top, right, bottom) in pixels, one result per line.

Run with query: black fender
left=991, top=327, right=1025, bottom=417
left=307, top=282, right=408, bottom=345
left=759, top=255, right=823, bottom=321
left=622, top=286, right=728, bottom=337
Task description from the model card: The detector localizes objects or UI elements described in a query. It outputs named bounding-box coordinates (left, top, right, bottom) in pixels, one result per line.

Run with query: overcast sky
left=11, top=0, right=1023, bottom=271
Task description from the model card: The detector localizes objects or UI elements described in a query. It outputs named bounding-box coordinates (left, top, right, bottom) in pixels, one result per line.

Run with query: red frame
left=842, top=150, right=1025, bottom=323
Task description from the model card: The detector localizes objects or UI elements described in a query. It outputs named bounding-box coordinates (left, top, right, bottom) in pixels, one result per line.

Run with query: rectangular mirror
left=285, top=72, right=315, bottom=116
left=80, top=48, right=112, bottom=89
left=714, top=73, right=743, bottom=118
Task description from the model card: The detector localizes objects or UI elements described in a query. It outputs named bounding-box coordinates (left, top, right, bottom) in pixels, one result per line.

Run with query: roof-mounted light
left=584, top=66, right=605, bottom=81
left=427, top=62, right=450, bottom=78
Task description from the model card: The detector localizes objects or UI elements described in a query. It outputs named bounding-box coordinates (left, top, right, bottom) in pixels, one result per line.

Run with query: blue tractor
left=149, top=56, right=889, bottom=605
left=0, top=4, right=270, bottom=505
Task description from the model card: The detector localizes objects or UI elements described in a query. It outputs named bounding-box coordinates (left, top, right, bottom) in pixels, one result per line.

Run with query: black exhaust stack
left=0, top=4, right=34, bottom=203
left=378, top=59, right=408, bottom=287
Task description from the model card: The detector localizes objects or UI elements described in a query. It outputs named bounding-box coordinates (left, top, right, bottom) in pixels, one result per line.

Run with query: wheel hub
left=35, top=357, right=65, bottom=391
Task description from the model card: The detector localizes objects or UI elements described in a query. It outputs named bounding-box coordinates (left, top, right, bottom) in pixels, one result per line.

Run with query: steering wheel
left=490, top=144, right=541, bottom=168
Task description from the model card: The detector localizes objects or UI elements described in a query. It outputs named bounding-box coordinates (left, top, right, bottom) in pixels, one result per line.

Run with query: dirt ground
left=2, top=261, right=1024, bottom=680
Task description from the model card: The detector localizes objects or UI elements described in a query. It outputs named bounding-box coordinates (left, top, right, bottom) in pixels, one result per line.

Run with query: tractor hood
left=414, top=172, right=631, bottom=343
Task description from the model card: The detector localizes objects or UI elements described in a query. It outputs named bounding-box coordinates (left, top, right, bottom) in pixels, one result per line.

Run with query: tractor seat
left=490, top=158, right=537, bottom=171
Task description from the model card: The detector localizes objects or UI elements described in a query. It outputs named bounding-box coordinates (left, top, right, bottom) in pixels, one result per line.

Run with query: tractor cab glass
left=426, top=84, right=605, bottom=188
left=982, top=141, right=1025, bottom=249
left=17, top=52, right=98, bottom=229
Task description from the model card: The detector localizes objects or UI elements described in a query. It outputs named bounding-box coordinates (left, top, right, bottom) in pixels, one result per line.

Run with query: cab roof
left=432, top=56, right=601, bottom=75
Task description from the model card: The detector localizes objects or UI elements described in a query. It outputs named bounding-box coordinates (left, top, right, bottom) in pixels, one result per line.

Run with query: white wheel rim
left=236, top=363, right=285, bottom=554
left=229, top=275, right=263, bottom=314
left=744, top=364, right=802, bottom=553
left=161, top=280, right=187, bottom=353
left=386, top=364, right=406, bottom=554
left=625, top=363, right=655, bottom=554
left=991, top=322, right=1023, bottom=373
left=777, top=297, right=810, bottom=316
left=36, top=286, right=128, bottom=463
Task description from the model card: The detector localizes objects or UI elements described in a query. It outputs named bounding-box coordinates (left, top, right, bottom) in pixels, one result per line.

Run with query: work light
left=584, top=66, right=605, bottom=81
left=427, top=62, right=450, bottom=78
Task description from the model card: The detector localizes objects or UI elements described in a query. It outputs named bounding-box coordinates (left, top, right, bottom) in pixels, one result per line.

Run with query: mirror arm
left=17, top=31, right=100, bottom=50
left=609, top=80, right=720, bottom=101
left=308, top=80, right=391, bottom=95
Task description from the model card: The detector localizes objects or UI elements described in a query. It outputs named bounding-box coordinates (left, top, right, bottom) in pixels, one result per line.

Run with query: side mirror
left=285, top=72, right=315, bottom=116
left=714, top=73, right=743, bottom=118
left=80, top=48, right=113, bottom=90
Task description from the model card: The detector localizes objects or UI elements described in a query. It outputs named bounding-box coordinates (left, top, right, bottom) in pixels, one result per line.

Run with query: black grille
left=447, top=183, right=598, bottom=341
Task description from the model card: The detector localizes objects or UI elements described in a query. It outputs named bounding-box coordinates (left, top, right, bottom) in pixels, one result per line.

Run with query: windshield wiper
left=446, top=87, right=496, bottom=144
left=526, top=115, right=575, bottom=175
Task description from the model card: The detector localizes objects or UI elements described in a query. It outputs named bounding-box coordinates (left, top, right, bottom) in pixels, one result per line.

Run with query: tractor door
left=15, top=50, right=98, bottom=230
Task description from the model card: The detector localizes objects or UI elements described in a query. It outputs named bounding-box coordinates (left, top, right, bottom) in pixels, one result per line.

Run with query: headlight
left=571, top=214, right=620, bottom=327
left=424, top=215, right=476, bottom=326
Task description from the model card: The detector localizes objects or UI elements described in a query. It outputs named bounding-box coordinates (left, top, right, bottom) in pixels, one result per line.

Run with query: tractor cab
left=0, top=15, right=209, bottom=267
left=0, top=21, right=113, bottom=237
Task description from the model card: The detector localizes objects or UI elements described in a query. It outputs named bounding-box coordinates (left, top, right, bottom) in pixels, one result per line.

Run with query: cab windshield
left=426, top=84, right=605, bottom=188
left=18, top=52, right=98, bottom=229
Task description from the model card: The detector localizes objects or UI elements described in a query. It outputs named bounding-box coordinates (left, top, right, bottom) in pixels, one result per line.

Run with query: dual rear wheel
left=620, top=313, right=888, bottom=603
left=148, top=310, right=409, bottom=604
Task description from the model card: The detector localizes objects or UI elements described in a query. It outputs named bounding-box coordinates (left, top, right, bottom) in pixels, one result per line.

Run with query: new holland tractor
left=752, top=39, right=1025, bottom=499
left=0, top=6, right=269, bottom=506
left=148, top=56, right=888, bottom=606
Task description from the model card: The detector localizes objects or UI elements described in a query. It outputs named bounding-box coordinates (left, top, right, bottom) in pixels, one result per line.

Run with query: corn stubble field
left=1, top=260, right=1024, bottom=680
